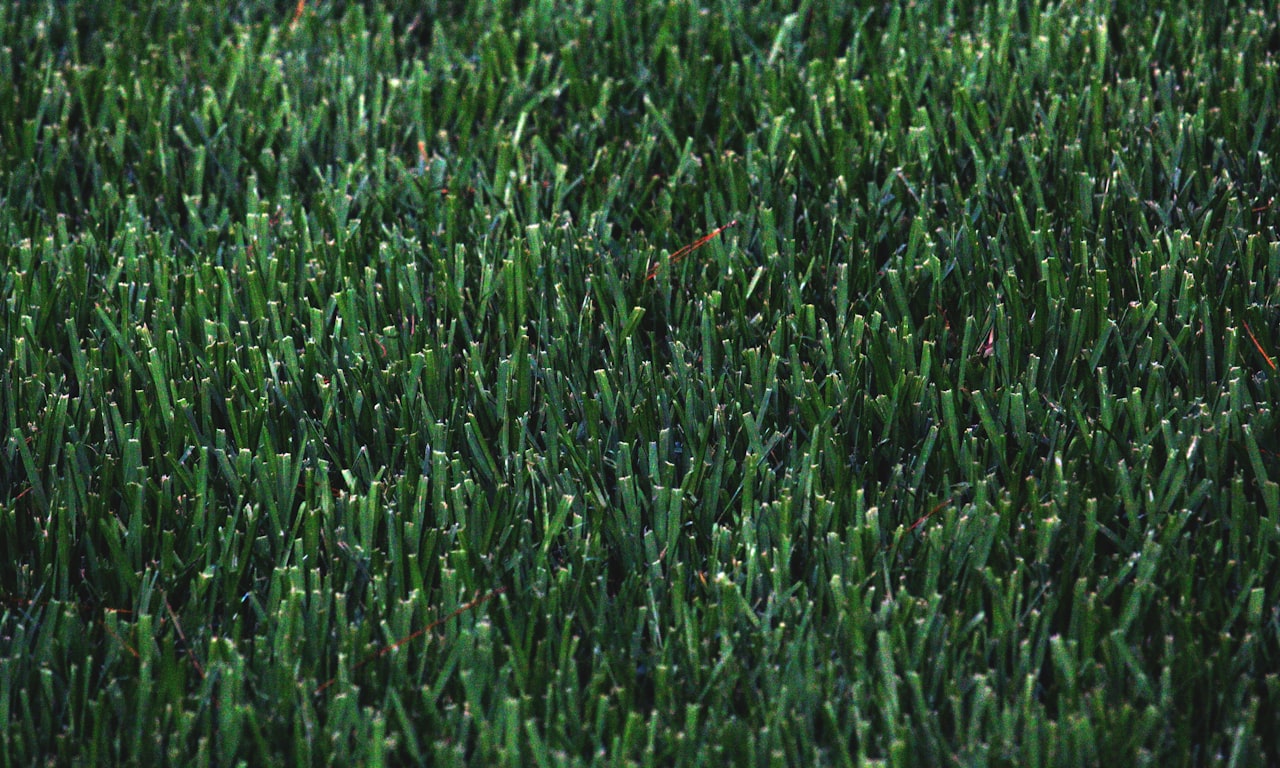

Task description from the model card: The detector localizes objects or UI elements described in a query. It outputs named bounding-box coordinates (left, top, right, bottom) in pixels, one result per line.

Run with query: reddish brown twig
left=101, top=616, right=141, bottom=659
left=646, top=220, right=739, bottom=280
left=313, top=587, right=506, bottom=696
left=910, top=497, right=953, bottom=533
left=1243, top=321, right=1276, bottom=372
left=165, top=595, right=205, bottom=680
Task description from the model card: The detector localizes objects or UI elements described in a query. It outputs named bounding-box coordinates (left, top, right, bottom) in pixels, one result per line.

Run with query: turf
left=2, top=0, right=1279, bottom=765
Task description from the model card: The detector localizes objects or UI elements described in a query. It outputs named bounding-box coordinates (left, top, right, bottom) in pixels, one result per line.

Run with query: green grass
left=2, top=0, right=1279, bottom=764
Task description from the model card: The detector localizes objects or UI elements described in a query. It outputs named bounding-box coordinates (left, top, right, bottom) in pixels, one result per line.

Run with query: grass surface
left=2, top=0, right=1279, bottom=765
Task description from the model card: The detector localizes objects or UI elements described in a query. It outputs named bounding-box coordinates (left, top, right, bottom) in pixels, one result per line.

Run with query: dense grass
left=2, top=0, right=1279, bottom=764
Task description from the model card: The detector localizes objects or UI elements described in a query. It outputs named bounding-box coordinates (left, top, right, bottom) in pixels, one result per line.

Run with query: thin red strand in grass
left=910, top=498, right=952, bottom=533
left=100, top=617, right=141, bottom=659
left=313, top=587, right=506, bottom=696
left=165, top=595, right=205, bottom=680
left=1243, top=321, right=1276, bottom=371
left=646, top=220, right=739, bottom=281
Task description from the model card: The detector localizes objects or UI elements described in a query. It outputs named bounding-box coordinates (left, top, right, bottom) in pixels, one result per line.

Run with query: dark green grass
left=2, top=0, right=1279, bottom=765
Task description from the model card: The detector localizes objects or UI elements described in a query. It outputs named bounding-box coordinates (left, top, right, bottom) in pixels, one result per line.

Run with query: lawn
left=2, top=0, right=1279, bottom=765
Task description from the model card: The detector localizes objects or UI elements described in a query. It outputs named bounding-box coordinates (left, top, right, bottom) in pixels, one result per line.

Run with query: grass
left=1, top=0, right=1278, bottom=764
